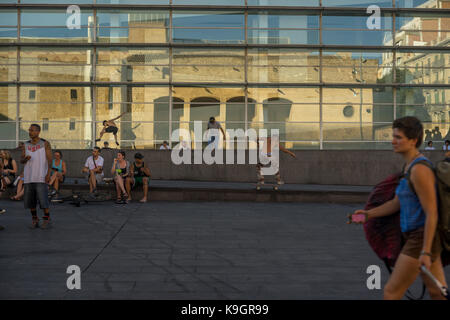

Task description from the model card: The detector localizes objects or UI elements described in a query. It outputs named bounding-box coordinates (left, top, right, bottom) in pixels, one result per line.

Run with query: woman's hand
left=347, top=210, right=369, bottom=224
left=419, top=253, right=432, bottom=270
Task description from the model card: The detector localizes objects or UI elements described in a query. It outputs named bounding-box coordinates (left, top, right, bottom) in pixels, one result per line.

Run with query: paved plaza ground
left=0, top=200, right=448, bottom=300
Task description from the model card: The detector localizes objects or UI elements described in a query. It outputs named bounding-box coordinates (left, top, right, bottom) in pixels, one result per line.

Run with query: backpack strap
left=405, top=160, right=435, bottom=197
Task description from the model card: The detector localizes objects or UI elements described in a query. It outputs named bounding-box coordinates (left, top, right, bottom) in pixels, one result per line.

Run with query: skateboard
left=255, top=182, right=280, bottom=191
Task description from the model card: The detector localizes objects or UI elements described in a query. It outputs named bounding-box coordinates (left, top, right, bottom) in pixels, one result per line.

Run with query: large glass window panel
left=0, top=103, right=17, bottom=121
left=248, top=87, right=319, bottom=105
left=173, top=28, right=245, bottom=44
left=173, top=11, right=244, bottom=28
left=257, top=104, right=320, bottom=122
left=248, top=0, right=319, bottom=5
left=21, top=10, right=93, bottom=27
left=248, top=122, right=320, bottom=141
left=249, top=49, right=319, bottom=66
left=20, top=103, right=93, bottom=122
left=249, top=66, right=319, bottom=83
left=0, top=28, right=17, bottom=43
left=97, top=85, right=169, bottom=104
left=97, top=27, right=169, bottom=43
left=173, top=48, right=244, bottom=66
left=322, top=104, right=382, bottom=122
left=248, top=11, right=319, bottom=29
left=97, top=10, right=169, bottom=28
left=0, top=65, right=17, bottom=81
left=323, top=67, right=391, bottom=84
left=21, top=65, right=91, bottom=82
left=0, top=10, right=17, bottom=26
left=322, top=88, right=383, bottom=105
left=422, top=123, right=450, bottom=145
left=19, top=121, right=93, bottom=146
left=322, top=12, right=392, bottom=46
left=95, top=121, right=168, bottom=149
left=0, top=85, right=16, bottom=103
left=248, top=29, right=319, bottom=45
left=21, top=48, right=90, bottom=64
left=20, top=86, right=92, bottom=103
left=97, top=48, right=169, bottom=65
left=97, top=65, right=169, bottom=82
left=396, top=88, right=449, bottom=123
left=396, top=13, right=450, bottom=31
left=325, top=51, right=391, bottom=65
left=396, top=0, right=437, bottom=8
left=173, top=65, right=244, bottom=83
left=323, top=0, right=393, bottom=7
left=0, top=122, right=16, bottom=141
left=20, top=28, right=92, bottom=43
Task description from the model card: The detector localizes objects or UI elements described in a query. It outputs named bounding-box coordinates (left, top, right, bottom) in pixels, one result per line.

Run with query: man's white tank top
left=24, top=139, right=48, bottom=184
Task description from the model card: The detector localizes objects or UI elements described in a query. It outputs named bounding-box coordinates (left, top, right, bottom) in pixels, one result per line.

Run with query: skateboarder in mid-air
left=256, top=133, right=296, bottom=186
left=95, top=112, right=126, bottom=146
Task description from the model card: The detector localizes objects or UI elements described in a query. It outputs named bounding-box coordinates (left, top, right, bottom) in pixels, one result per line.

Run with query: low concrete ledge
left=1, top=180, right=371, bottom=203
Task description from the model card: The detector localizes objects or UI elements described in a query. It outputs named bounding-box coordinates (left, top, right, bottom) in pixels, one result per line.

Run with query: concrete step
left=1, top=179, right=372, bottom=203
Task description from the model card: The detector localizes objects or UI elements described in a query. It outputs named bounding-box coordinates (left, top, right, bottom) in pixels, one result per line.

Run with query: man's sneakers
left=40, top=218, right=52, bottom=230
left=0, top=208, right=5, bottom=215
left=30, top=217, right=40, bottom=229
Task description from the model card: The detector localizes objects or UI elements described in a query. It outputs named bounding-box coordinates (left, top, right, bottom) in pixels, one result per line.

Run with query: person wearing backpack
left=351, top=116, right=447, bottom=300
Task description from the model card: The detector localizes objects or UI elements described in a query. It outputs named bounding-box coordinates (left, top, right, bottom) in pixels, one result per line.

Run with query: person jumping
left=95, top=112, right=126, bottom=146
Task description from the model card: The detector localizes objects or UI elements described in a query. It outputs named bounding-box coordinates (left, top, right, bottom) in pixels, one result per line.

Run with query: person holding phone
left=350, top=116, right=447, bottom=300
left=111, top=151, right=130, bottom=203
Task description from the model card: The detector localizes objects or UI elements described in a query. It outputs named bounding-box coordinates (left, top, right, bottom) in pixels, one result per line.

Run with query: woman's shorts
left=2, top=174, right=15, bottom=185
left=401, top=227, right=442, bottom=262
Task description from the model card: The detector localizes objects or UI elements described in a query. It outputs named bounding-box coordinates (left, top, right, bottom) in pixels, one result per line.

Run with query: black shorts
left=105, top=126, right=118, bottom=134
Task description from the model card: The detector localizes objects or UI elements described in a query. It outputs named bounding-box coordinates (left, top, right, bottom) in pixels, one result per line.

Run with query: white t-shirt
left=443, top=145, right=450, bottom=151
left=425, top=147, right=435, bottom=150
left=85, top=155, right=104, bottom=175
left=160, top=145, right=171, bottom=150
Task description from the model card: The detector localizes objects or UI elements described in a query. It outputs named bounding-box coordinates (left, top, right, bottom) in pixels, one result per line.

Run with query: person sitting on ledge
left=126, top=152, right=151, bottom=203
left=82, top=147, right=104, bottom=194
left=111, top=151, right=130, bottom=204
left=48, top=150, right=66, bottom=198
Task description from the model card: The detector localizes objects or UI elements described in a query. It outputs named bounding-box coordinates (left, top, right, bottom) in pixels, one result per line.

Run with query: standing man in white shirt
left=21, top=124, right=53, bottom=229
left=82, top=147, right=104, bottom=194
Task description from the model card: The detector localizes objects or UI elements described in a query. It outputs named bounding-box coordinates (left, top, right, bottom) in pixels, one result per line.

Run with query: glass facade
left=0, top=0, right=449, bottom=149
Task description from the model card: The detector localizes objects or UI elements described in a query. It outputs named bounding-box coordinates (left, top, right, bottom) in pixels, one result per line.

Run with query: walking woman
left=351, top=116, right=447, bottom=300
left=111, top=151, right=130, bottom=203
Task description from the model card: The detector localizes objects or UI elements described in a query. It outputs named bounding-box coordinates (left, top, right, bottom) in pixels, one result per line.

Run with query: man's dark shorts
left=133, top=176, right=149, bottom=188
left=24, top=183, right=49, bottom=209
left=106, top=126, right=118, bottom=134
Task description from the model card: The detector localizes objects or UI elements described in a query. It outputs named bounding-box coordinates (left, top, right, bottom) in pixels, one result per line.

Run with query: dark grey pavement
left=0, top=201, right=447, bottom=300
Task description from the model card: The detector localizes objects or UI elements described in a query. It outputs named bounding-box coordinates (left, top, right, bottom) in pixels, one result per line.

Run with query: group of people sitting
left=82, top=147, right=151, bottom=203
left=0, top=147, right=151, bottom=204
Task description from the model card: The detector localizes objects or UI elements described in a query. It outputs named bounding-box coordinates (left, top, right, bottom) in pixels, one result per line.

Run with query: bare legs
left=114, top=175, right=127, bottom=199
left=383, top=253, right=447, bottom=300
left=125, top=177, right=148, bottom=202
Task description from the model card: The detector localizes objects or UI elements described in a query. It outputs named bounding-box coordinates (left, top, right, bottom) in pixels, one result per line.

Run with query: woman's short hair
left=54, top=150, right=63, bottom=158
left=392, top=116, right=424, bottom=148
left=118, top=151, right=126, bottom=158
